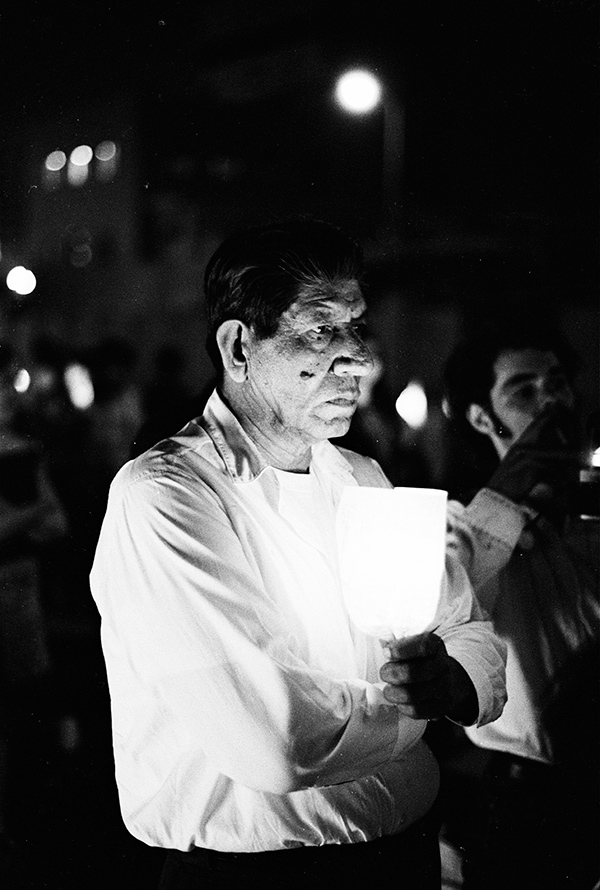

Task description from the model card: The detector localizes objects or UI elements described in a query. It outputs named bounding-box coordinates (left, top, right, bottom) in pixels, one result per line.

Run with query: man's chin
left=306, top=405, right=356, bottom=442
left=322, top=416, right=353, bottom=439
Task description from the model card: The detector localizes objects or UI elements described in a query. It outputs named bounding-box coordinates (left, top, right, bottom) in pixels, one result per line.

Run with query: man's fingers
left=382, top=682, right=447, bottom=719
left=380, top=656, right=443, bottom=685
left=382, top=678, right=442, bottom=705
left=383, top=632, right=440, bottom=662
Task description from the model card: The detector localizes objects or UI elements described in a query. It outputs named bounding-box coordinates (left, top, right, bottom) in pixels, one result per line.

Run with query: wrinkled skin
left=219, top=278, right=374, bottom=470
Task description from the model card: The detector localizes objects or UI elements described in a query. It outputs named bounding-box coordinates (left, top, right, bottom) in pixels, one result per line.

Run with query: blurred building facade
left=0, top=2, right=597, bottom=488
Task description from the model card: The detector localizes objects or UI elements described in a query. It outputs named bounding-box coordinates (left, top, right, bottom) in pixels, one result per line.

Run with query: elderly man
left=90, top=218, right=506, bottom=889
left=443, top=326, right=600, bottom=890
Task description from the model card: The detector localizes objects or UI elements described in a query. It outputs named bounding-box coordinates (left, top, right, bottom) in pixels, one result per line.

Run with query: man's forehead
left=288, top=279, right=366, bottom=316
left=493, top=348, right=561, bottom=386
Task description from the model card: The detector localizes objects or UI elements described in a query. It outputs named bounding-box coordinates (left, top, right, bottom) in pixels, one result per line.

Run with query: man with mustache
left=443, top=326, right=599, bottom=889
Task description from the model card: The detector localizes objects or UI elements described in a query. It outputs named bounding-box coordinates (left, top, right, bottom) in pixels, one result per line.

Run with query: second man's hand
left=487, top=407, right=578, bottom=508
left=380, top=632, right=478, bottom=724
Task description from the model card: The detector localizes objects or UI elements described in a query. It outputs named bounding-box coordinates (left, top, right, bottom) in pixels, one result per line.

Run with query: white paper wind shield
left=336, top=486, right=448, bottom=640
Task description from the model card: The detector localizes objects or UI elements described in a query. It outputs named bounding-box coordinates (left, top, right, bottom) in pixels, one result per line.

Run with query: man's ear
left=466, top=403, right=496, bottom=437
left=216, top=320, right=251, bottom=383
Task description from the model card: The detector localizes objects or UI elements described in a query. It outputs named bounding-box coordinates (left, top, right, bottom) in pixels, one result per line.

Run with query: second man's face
left=489, top=348, right=575, bottom=446
left=243, top=278, right=374, bottom=449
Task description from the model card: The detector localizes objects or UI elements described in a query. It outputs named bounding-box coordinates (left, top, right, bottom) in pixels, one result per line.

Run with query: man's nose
left=538, top=381, right=563, bottom=410
left=540, top=393, right=558, bottom=411
left=331, top=336, right=374, bottom=377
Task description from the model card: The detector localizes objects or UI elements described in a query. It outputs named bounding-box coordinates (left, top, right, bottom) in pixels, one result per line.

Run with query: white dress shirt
left=90, top=389, right=506, bottom=852
left=448, top=489, right=599, bottom=764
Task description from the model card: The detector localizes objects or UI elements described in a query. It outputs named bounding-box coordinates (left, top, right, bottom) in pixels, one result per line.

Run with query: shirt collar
left=200, top=388, right=358, bottom=492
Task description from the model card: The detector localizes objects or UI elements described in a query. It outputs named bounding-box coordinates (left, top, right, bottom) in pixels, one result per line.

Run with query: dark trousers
left=158, top=807, right=441, bottom=890
left=463, top=751, right=600, bottom=890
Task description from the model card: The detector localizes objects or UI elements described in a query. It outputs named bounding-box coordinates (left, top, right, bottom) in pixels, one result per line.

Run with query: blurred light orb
left=95, top=140, right=117, bottom=162
left=70, top=145, right=93, bottom=166
left=45, top=150, right=67, bottom=171
left=335, top=69, right=382, bottom=114
left=6, top=265, right=37, bottom=295
left=67, top=161, right=88, bottom=186
left=396, top=381, right=428, bottom=429
left=68, top=145, right=93, bottom=186
left=64, top=363, right=95, bottom=410
left=14, top=368, right=31, bottom=393
left=70, top=244, right=93, bottom=267
left=95, top=140, right=119, bottom=181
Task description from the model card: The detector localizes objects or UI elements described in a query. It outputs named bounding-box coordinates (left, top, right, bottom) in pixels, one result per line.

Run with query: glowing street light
left=335, top=69, right=382, bottom=114
left=334, top=67, right=405, bottom=232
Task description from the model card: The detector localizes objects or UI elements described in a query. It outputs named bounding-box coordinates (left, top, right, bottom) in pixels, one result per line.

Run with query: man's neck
left=219, top=386, right=312, bottom=472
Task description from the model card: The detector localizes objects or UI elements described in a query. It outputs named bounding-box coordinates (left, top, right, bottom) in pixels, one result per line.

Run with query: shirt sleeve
left=90, top=463, right=426, bottom=798
left=446, top=488, right=532, bottom=590
left=432, top=549, right=507, bottom=727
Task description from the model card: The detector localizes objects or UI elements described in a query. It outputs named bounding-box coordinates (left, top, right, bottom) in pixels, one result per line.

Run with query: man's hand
left=487, top=407, right=578, bottom=509
left=380, top=632, right=478, bottom=724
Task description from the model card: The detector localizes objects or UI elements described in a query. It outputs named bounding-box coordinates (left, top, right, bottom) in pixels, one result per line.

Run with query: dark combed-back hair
left=442, top=322, right=579, bottom=441
left=203, top=217, right=365, bottom=370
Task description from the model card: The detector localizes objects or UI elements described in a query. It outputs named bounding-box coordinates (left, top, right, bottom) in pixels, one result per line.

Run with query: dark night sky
left=1, top=1, right=598, bottom=275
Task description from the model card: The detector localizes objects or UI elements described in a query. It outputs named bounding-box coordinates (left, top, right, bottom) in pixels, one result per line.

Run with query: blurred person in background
left=132, top=343, right=214, bottom=457
left=85, top=336, right=144, bottom=533
left=86, top=336, right=145, bottom=482
left=90, top=218, right=506, bottom=890
left=0, top=341, right=68, bottom=868
left=143, top=343, right=194, bottom=424
left=442, top=323, right=599, bottom=890
left=17, top=336, right=95, bottom=614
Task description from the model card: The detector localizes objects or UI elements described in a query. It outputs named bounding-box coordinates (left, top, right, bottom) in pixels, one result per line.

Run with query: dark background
left=0, top=2, right=597, bottom=887
left=1, top=1, right=597, bottom=281
left=0, top=2, right=597, bottom=406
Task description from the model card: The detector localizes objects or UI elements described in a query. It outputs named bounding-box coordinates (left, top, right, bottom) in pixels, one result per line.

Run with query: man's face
left=488, top=348, right=575, bottom=446
left=243, top=278, right=373, bottom=449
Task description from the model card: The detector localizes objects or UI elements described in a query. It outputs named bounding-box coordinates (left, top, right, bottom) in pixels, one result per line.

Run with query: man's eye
left=310, top=325, right=333, bottom=336
left=512, top=385, right=536, bottom=404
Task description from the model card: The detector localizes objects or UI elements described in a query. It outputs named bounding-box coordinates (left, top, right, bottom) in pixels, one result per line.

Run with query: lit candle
left=336, top=486, right=447, bottom=640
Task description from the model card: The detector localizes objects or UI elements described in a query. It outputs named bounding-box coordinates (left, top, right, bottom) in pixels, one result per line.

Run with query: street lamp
left=334, top=69, right=382, bottom=114
left=334, top=68, right=405, bottom=232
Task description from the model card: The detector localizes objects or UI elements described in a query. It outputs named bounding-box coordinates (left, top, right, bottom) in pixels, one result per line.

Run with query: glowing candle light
left=336, top=486, right=447, bottom=640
